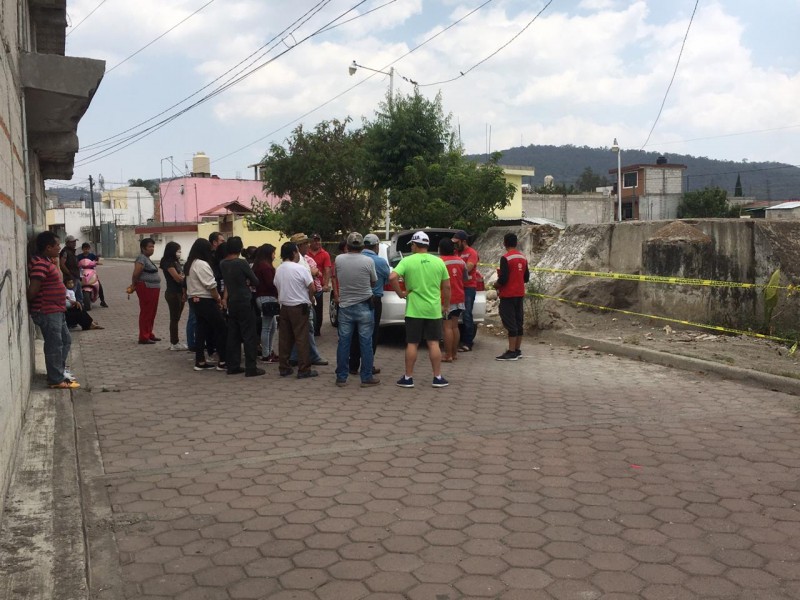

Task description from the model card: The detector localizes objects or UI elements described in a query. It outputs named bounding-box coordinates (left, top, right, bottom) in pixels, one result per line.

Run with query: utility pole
left=88, top=175, right=97, bottom=247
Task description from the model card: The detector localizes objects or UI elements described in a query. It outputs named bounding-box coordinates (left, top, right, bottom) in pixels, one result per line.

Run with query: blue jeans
left=290, top=309, right=323, bottom=363
left=335, top=302, right=374, bottom=382
left=186, top=302, right=196, bottom=350
left=73, top=276, right=83, bottom=303
left=462, top=287, right=477, bottom=348
left=31, top=311, right=71, bottom=384
left=258, top=296, right=278, bottom=356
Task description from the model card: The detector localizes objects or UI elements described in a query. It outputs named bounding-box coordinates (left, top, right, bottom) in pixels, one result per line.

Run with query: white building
left=765, top=201, right=800, bottom=220
left=46, top=186, right=156, bottom=250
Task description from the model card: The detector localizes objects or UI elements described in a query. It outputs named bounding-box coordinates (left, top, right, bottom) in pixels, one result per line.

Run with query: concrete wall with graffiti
left=0, top=0, right=35, bottom=516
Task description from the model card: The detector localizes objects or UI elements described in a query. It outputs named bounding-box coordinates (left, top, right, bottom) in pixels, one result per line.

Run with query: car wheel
left=329, top=297, right=338, bottom=328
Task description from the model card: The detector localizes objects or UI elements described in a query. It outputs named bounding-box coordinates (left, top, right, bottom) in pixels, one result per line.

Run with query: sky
left=58, top=0, right=800, bottom=189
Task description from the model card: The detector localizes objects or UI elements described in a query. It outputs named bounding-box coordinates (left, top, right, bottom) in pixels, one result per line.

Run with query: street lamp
left=611, top=139, right=622, bottom=222
left=349, top=60, right=395, bottom=240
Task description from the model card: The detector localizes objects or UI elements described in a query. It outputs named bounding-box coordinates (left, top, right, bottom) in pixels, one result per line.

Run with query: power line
left=644, top=123, right=800, bottom=148
left=106, top=0, right=216, bottom=74
left=639, top=0, right=699, bottom=150
left=75, top=0, right=375, bottom=166
left=216, top=0, right=503, bottom=164
left=81, top=0, right=334, bottom=152
left=66, top=0, right=110, bottom=37
left=418, top=0, right=554, bottom=88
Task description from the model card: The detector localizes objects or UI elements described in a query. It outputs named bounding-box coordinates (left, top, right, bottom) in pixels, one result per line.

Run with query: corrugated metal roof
left=765, top=201, right=800, bottom=210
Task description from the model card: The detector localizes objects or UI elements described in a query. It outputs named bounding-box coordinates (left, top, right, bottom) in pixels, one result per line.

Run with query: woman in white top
left=185, top=239, right=228, bottom=371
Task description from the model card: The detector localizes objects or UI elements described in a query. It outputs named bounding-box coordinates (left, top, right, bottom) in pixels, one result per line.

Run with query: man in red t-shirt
left=28, top=231, right=79, bottom=389
left=452, top=230, right=479, bottom=351
left=495, top=232, right=529, bottom=361
left=307, top=233, right=332, bottom=336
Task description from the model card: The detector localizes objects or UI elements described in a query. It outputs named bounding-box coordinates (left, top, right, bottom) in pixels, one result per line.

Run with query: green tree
left=390, top=151, right=515, bottom=232
left=258, top=118, right=384, bottom=238
left=128, top=178, right=159, bottom=195
left=734, top=173, right=743, bottom=197
left=246, top=196, right=285, bottom=232
left=363, top=91, right=510, bottom=230
left=677, top=186, right=739, bottom=218
left=363, top=90, right=456, bottom=190
left=574, top=166, right=609, bottom=192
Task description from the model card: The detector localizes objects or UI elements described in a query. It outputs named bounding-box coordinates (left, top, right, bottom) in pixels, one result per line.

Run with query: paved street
left=65, top=260, right=800, bottom=599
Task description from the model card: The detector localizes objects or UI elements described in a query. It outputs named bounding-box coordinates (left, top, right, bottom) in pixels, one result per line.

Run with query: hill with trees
left=471, top=145, right=800, bottom=200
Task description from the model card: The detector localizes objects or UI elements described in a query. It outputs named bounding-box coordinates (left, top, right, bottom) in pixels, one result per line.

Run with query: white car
left=330, top=229, right=486, bottom=340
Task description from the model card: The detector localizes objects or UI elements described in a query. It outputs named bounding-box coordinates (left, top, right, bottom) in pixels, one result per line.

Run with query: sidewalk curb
left=545, top=330, right=800, bottom=397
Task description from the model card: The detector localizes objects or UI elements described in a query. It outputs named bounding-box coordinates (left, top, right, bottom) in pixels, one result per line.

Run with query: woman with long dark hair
left=159, top=241, right=187, bottom=350
left=253, top=243, right=279, bottom=363
left=185, top=238, right=227, bottom=371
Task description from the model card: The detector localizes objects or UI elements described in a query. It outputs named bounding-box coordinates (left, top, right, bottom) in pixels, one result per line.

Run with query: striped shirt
left=29, top=255, right=66, bottom=314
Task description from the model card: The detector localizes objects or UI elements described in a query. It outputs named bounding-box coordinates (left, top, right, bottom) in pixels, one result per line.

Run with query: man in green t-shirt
left=389, top=231, right=451, bottom=388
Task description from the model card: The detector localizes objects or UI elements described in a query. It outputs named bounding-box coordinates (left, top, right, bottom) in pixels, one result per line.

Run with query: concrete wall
left=0, top=0, right=36, bottom=517
left=766, top=207, right=800, bottom=220
left=539, top=220, right=800, bottom=334
left=523, top=193, right=612, bottom=225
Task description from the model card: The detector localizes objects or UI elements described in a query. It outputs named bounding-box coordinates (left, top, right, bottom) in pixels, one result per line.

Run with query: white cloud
left=64, top=0, right=800, bottom=183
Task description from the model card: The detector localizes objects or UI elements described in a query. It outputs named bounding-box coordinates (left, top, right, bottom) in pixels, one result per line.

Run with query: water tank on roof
left=656, top=156, right=667, bottom=165
left=192, top=152, right=211, bottom=177
left=544, top=175, right=554, bottom=187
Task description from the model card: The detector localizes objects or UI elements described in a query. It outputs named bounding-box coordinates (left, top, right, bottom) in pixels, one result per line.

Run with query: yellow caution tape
left=529, top=292, right=798, bottom=345
left=478, top=262, right=797, bottom=292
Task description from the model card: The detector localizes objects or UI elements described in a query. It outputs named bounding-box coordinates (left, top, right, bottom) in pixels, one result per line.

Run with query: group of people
left=29, top=224, right=529, bottom=392
left=27, top=232, right=107, bottom=390
left=127, top=231, right=334, bottom=378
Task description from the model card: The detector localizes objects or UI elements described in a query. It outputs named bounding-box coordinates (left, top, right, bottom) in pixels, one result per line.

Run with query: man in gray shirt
left=333, top=232, right=378, bottom=387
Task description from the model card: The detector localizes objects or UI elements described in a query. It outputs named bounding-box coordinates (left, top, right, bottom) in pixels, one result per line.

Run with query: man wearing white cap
left=389, top=231, right=451, bottom=388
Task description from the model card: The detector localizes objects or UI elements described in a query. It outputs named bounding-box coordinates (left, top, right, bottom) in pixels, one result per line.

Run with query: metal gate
left=100, top=223, right=117, bottom=257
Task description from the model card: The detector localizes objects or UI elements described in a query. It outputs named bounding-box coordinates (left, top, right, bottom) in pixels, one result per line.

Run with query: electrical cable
left=75, top=0, right=374, bottom=166
left=80, top=0, right=334, bottom=152
left=639, top=0, right=699, bottom=150
left=317, top=0, right=396, bottom=34
left=105, top=0, right=216, bottom=74
left=643, top=123, right=800, bottom=148
left=215, top=0, right=503, bottom=164
left=66, top=0, right=110, bottom=37
left=417, top=0, right=553, bottom=88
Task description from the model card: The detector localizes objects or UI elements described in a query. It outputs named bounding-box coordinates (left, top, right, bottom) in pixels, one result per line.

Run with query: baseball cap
left=363, top=233, right=380, bottom=246
left=411, top=231, right=429, bottom=246
left=346, top=232, right=364, bottom=248
left=65, top=235, right=78, bottom=242
left=452, top=230, right=468, bottom=241
left=311, top=233, right=321, bottom=240
left=289, top=233, right=309, bottom=244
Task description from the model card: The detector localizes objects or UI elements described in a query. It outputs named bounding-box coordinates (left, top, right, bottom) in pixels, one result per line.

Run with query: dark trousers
left=313, top=291, right=324, bottom=335
left=66, top=307, right=94, bottom=330
left=279, top=304, right=311, bottom=373
left=98, top=282, right=106, bottom=303
left=349, top=296, right=381, bottom=372
left=164, top=290, right=185, bottom=345
left=193, top=298, right=227, bottom=365
left=226, top=301, right=258, bottom=372
left=136, top=283, right=159, bottom=341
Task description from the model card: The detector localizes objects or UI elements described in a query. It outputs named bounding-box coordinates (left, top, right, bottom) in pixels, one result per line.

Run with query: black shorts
left=405, top=317, right=443, bottom=344
left=499, top=296, right=525, bottom=337
left=447, top=308, right=463, bottom=320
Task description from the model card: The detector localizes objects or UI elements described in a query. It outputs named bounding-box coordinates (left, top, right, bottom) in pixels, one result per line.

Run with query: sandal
left=441, top=356, right=453, bottom=363
left=49, top=380, right=80, bottom=390
left=458, top=345, right=471, bottom=352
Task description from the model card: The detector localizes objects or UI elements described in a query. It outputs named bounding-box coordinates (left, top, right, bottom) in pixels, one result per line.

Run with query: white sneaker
left=64, top=369, right=76, bottom=382
left=170, top=343, right=188, bottom=351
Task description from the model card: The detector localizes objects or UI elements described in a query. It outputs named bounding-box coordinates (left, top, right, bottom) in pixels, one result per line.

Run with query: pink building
left=159, top=176, right=282, bottom=223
